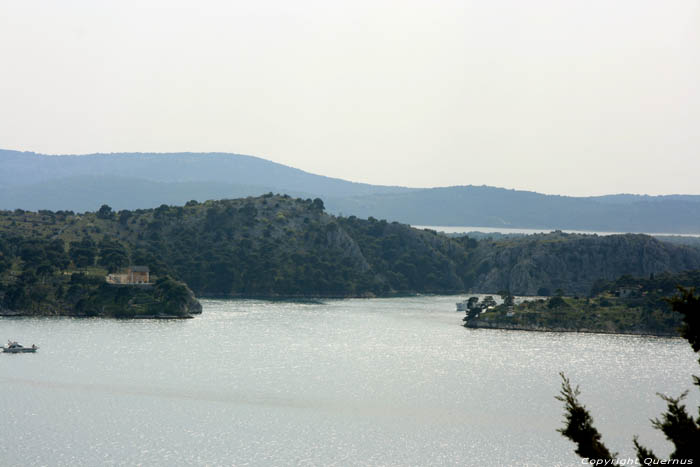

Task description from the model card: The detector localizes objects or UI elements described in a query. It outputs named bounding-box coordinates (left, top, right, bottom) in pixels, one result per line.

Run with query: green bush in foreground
left=557, top=287, right=700, bottom=463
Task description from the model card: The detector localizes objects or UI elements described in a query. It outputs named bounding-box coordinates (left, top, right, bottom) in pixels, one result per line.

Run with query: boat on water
left=2, top=340, right=38, bottom=353
left=456, top=296, right=481, bottom=312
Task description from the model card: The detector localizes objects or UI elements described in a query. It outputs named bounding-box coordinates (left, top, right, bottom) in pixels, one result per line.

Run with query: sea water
left=1, top=296, right=696, bottom=466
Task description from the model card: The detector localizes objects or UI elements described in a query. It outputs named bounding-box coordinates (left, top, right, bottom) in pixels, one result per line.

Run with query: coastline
left=0, top=310, right=197, bottom=320
left=464, top=321, right=680, bottom=338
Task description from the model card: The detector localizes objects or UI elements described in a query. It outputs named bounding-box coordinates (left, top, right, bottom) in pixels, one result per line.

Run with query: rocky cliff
left=463, top=232, right=700, bottom=295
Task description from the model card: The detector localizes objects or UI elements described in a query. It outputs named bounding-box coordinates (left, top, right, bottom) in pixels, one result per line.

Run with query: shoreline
left=464, top=321, right=680, bottom=338
left=0, top=311, right=195, bottom=320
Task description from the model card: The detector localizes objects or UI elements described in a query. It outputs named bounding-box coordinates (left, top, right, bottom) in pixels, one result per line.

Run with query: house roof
left=130, top=266, right=149, bottom=272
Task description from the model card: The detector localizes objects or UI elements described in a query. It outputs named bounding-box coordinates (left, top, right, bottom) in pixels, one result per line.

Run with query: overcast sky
left=1, top=0, right=698, bottom=196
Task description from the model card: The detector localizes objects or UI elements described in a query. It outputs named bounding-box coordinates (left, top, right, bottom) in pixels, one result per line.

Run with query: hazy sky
left=1, top=0, right=699, bottom=196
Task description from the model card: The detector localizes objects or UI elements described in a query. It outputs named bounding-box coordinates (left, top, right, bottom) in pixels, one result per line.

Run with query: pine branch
left=556, top=372, right=616, bottom=460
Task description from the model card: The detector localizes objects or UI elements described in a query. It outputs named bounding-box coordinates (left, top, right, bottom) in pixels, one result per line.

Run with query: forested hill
left=3, top=149, right=700, bottom=233
left=1, top=196, right=699, bottom=298
left=0, top=196, right=470, bottom=297
left=460, top=232, right=700, bottom=295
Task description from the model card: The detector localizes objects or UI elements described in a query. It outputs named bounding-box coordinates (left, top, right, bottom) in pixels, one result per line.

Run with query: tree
left=548, top=296, right=568, bottom=309
left=498, top=290, right=514, bottom=306
left=19, top=241, right=46, bottom=270
left=556, top=373, right=616, bottom=461
left=558, top=287, right=700, bottom=463
left=118, top=210, right=132, bottom=226
left=96, top=204, right=114, bottom=219
left=97, top=238, right=129, bottom=273
left=69, top=238, right=97, bottom=269
left=312, top=198, right=325, bottom=211
left=35, top=262, right=56, bottom=280
left=0, top=252, right=9, bottom=275
left=45, top=239, right=69, bottom=270
left=153, top=276, right=190, bottom=315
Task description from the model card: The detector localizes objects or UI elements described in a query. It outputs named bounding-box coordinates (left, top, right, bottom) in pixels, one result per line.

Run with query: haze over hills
left=0, top=149, right=410, bottom=197
left=2, top=149, right=700, bottom=233
left=329, top=187, right=700, bottom=233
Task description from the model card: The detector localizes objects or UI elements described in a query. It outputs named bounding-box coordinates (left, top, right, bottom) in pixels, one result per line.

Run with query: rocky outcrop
left=323, top=222, right=371, bottom=273
left=184, top=287, right=203, bottom=315
left=466, top=233, right=700, bottom=295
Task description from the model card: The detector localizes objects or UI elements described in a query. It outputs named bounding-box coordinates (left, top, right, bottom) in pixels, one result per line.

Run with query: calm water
left=413, top=225, right=700, bottom=237
left=1, top=296, right=697, bottom=466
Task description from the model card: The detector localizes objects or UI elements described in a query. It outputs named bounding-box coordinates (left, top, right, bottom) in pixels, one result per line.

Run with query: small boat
left=2, top=340, right=38, bottom=353
left=456, top=296, right=480, bottom=312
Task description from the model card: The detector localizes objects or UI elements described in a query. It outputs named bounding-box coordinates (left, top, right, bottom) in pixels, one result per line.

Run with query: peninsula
left=462, top=271, right=700, bottom=337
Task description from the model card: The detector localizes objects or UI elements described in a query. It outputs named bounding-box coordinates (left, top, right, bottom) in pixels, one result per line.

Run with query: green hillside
left=459, top=231, right=700, bottom=295
left=463, top=271, right=700, bottom=336
left=0, top=195, right=475, bottom=304
left=2, top=194, right=700, bottom=318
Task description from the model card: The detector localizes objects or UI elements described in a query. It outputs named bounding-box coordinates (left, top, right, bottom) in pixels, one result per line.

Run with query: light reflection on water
left=1, top=296, right=697, bottom=466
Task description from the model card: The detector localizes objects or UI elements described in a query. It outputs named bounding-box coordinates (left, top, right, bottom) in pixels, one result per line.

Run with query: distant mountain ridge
left=327, top=186, right=700, bottom=233
left=0, top=149, right=410, bottom=197
left=2, top=149, right=700, bottom=233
